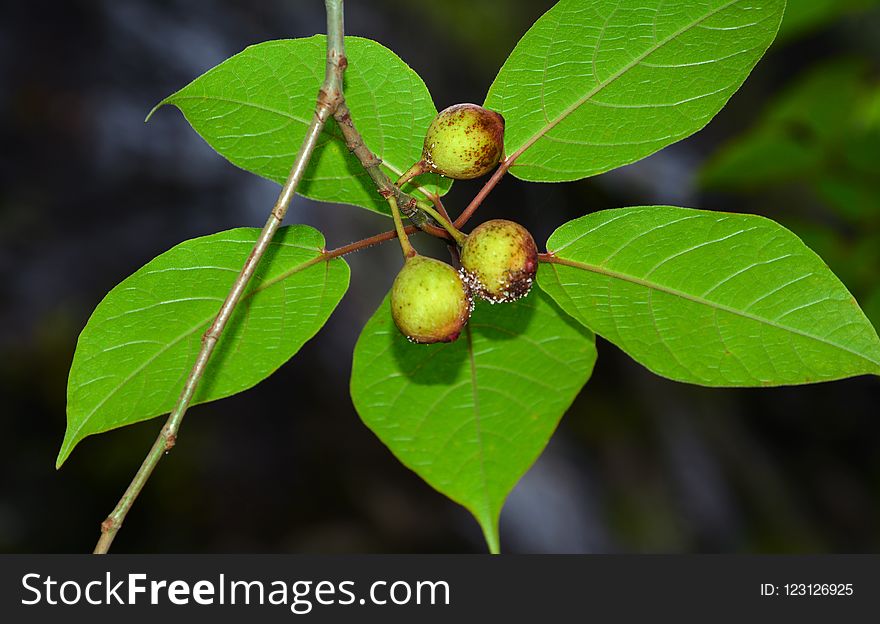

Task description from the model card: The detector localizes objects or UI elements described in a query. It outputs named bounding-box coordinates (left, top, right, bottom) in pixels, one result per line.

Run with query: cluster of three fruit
left=390, top=104, right=539, bottom=344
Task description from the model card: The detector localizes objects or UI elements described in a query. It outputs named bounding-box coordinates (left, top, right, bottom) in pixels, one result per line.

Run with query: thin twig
left=453, top=156, right=515, bottom=229
left=427, top=193, right=462, bottom=265
left=428, top=194, right=452, bottom=223
left=93, top=0, right=349, bottom=555
left=451, top=135, right=541, bottom=230
left=323, top=226, right=420, bottom=259
left=416, top=200, right=467, bottom=246
left=333, top=102, right=449, bottom=239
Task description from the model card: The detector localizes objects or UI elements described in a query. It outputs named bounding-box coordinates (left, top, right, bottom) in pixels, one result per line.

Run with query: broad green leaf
left=60, top=226, right=349, bottom=467
left=700, top=60, right=874, bottom=190
left=538, top=206, right=880, bottom=386
left=350, top=289, right=597, bottom=552
left=484, top=0, right=785, bottom=182
left=152, top=36, right=450, bottom=214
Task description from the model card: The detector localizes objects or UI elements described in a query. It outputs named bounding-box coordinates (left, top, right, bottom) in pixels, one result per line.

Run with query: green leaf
left=538, top=206, right=880, bottom=386
left=60, top=226, right=349, bottom=467
left=484, top=0, right=785, bottom=182
left=350, top=289, right=597, bottom=552
left=152, top=36, right=450, bottom=214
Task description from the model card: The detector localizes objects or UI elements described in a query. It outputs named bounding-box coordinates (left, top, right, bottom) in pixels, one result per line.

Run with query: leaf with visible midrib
left=60, top=226, right=349, bottom=467
left=153, top=36, right=450, bottom=214
left=350, top=289, right=597, bottom=552
left=484, top=0, right=786, bottom=182
left=538, top=206, right=880, bottom=386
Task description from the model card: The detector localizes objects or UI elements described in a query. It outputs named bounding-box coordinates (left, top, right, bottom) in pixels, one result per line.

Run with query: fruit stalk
left=395, top=160, right=428, bottom=189
left=388, top=195, right=417, bottom=259
left=416, top=200, right=468, bottom=247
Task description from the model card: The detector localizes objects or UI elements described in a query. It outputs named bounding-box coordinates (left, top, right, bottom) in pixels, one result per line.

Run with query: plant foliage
left=65, top=0, right=880, bottom=551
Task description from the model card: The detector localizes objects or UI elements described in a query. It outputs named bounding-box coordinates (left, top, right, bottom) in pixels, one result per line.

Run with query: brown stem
left=332, top=102, right=449, bottom=240
left=416, top=200, right=467, bottom=246
left=453, top=156, right=514, bottom=229
left=323, top=226, right=419, bottom=259
left=93, top=0, right=349, bottom=555
left=429, top=193, right=451, bottom=223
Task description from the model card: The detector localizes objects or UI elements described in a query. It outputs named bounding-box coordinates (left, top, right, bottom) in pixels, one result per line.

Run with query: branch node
left=399, top=197, right=419, bottom=217
left=315, top=88, right=342, bottom=117
left=201, top=327, right=219, bottom=346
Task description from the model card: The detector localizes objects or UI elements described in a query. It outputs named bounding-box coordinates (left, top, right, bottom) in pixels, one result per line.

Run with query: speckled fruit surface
left=460, top=219, right=538, bottom=303
left=423, top=103, right=504, bottom=180
left=391, top=256, right=473, bottom=343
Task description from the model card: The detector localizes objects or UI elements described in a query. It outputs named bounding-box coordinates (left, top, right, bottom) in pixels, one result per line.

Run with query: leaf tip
left=55, top=448, right=69, bottom=471
left=55, top=432, right=76, bottom=470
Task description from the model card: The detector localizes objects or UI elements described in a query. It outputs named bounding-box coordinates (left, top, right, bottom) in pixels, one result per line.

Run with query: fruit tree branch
left=92, top=0, right=349, bottom=555
left=332, top=102, right=450, bottom=240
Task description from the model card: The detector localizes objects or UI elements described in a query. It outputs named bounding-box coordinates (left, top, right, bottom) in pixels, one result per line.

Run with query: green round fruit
left=423, top=103, right=505, bottom=180
left=460, top=219, right=538, bottom=303
left=391, top=256, right=473, bottom=344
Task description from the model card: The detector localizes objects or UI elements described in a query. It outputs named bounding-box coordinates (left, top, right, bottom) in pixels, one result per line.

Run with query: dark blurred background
left=2, top=0, right=880, bottom=553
